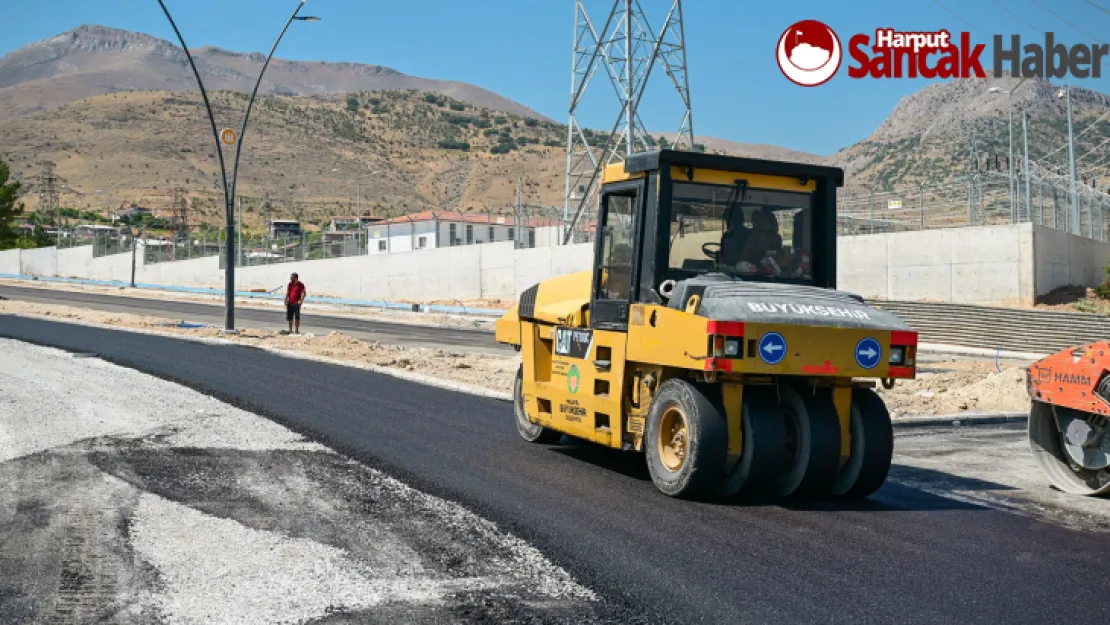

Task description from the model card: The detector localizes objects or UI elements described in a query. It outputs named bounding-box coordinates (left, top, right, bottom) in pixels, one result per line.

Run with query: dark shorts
left=286, top=303, right=301, bottom=321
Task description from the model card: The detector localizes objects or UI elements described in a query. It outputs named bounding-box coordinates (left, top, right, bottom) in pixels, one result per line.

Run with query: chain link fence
left=45, top=168, right=1110, bottom=272
left=838, top=170, right=1110, bottom=241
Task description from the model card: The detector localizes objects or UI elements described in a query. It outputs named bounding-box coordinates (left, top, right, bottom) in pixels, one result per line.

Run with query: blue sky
left=3, top=0, right=1110, bottom=156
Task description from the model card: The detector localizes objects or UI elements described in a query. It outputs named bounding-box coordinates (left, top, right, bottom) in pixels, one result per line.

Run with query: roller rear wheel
left=645, top=379, right=727, bottom=498
left=830, top=388, right=894, bottom=498
left=713, top=386, right=788, bottom=498
left=513, top=366, right=562, bottom=444
left=772, top=385, right=842, bottom=497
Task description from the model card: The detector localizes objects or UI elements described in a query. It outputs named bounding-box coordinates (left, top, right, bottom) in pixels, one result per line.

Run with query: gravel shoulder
left=0, top=339, right=613, bottom=624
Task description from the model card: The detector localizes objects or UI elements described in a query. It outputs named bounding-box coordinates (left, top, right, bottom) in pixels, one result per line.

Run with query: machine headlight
left=889, top=346, right=905, bottom=365
left=724, top=338, right=742, bottom=358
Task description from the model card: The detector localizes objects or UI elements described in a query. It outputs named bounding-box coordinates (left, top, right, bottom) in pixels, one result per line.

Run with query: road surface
left=2, top=315, right=1107, bottom=625
left=0, top=284, right=509, bottom=356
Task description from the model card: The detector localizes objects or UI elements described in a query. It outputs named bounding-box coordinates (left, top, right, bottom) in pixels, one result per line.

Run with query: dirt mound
left=878, top=365, right=1029, bottom=417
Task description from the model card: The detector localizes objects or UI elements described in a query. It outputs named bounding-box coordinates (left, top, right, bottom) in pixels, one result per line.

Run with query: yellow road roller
left=496, top=149, right=918, bottom=499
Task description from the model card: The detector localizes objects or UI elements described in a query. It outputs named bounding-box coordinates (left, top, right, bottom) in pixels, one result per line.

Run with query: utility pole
left=516, top=174, right=524, bottom=247
left=1022, top=110, right=1032, bottom=224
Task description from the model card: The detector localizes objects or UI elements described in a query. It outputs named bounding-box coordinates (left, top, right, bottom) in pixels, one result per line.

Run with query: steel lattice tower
left=170, top=187, right=190, bottom=237
left=562, top=0, right=694, bottom=244
left=36, top=161, right=61, bottom=225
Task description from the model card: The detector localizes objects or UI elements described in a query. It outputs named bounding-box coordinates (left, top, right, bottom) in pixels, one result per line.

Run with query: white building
left=365, top=210, right=565, bottom=254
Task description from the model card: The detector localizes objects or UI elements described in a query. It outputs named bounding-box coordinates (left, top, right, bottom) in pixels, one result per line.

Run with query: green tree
left=346, top=96, right=360, bottom=112
left=0, top=157, right=25, bottom=250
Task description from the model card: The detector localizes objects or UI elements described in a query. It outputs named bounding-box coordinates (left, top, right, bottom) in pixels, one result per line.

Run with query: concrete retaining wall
left=18, top=247, right=59, bottom=277
left=232, top=242, right=596, bottom=301
left=0, top=249, right=20, bottom=275
left=8, top=223, right=1110, bottom=306
left=1032, top=226, right=1110, bottom=296
left=837, top=223, right=1035, bottom=305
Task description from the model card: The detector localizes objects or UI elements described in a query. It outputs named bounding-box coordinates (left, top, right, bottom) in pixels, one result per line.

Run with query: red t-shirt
left=286, top=281, right=306, bottom=305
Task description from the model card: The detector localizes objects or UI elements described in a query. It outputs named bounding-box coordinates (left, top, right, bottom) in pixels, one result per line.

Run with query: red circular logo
left=776, top=20, right=842, bottom=87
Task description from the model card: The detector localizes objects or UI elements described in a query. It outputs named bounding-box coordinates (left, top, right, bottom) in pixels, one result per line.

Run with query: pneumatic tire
left=830, top=388, right=894, bottom=498
left=514, top=366, right=562, bottom=444
left=712, top=386, right=788, bottom=498
left=772, top=384, right=842, bottom=497
left=645, top=379, right=728, bottom=498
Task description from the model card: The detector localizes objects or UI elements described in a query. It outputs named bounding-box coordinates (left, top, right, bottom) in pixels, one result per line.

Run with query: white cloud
left=789, top=43, right=831, bottom=70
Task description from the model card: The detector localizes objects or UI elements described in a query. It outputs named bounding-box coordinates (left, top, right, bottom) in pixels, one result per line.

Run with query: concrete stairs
left=868, top=299, right=1110, bottom=355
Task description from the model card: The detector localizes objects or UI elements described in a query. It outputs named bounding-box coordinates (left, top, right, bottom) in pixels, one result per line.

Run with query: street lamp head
left=294, top=16, right=320, bottom=21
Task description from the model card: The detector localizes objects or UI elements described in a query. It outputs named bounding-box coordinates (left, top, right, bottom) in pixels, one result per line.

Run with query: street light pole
left=155, top=0, right=317, bottom=332
left=1023, top=109, right=1032, bottom=224
left=989, top=79, right=1026, bottom=222
left=1061, top=86, right=1081, bottom=235
left=1008, top=91, right=1015, bottom=222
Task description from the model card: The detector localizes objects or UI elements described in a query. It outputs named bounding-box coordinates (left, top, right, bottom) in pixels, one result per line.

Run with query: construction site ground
left=1, top=314, right=1107, bottom=625
left=0, top=292, right=1035, bottom=416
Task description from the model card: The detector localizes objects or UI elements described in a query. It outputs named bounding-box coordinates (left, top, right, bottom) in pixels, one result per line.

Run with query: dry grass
left=3, top=90, right=571, bottom=227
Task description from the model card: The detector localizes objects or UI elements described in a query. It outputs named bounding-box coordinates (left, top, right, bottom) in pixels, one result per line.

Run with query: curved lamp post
left=155, top=0, right=318, bottom=331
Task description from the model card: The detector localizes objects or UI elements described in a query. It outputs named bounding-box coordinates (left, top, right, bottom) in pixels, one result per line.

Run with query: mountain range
left=2, top=25, right=1110, bottom=225
left=0, top=25, right=545, bottom=122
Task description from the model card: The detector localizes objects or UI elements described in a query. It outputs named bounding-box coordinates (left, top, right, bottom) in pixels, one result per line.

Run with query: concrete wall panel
left=19, top=247, right=58, bottom=277
left=0, top=249, right=21, bottom=275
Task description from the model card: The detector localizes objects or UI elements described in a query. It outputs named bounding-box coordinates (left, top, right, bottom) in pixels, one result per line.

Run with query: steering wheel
left=701, top=241, right=720, bottom=260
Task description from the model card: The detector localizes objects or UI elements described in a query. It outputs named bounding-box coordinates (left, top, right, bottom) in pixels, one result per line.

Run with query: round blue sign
left=758, top=332, right=787, bottom=365
left=855, top=337, right=882, bottom=369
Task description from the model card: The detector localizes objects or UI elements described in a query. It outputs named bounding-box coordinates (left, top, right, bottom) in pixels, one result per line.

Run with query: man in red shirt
left=285, top=272, right=307, bottom=334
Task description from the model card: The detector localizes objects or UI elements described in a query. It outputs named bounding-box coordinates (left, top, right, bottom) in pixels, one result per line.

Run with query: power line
left=990, top=0, right=1044, bottom=33
left=1084, top=0, right=1110, bottom=17
left=929, top=0, right=979, bottom=31
left=1077, top=148, right=1110, bottom=176
left=1038, top=108, right=1110, bottom=161
left=1031, top=0, right=1100, bottom=41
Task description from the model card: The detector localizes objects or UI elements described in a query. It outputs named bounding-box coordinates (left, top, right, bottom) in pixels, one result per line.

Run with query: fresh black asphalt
left=0, top=284, right=509, bottom=356
left=3, top=315, right=1109, bottom=624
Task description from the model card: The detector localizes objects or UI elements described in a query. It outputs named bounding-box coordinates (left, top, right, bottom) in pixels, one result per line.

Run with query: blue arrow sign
left=758, top=332, right=787, bottom=365
left=855, top=337, right=882, bottom=369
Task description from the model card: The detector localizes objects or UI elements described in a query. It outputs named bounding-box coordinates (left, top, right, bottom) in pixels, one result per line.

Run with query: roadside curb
left=891, top=412, right=1028, bottom=428
left=0, top=273, right=506, bottom=318
left=917, top=342, right=1047, bottom=361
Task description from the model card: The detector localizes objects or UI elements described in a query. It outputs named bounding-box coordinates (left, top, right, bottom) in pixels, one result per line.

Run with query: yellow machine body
left=496, top=149, right=917, bottom=499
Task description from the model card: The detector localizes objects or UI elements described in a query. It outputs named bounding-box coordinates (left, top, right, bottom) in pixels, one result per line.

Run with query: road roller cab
left=496, top=149, right=918, bottom=499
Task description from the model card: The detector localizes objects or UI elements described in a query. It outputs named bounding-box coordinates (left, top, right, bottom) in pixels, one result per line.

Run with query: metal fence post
left=869, top=187, right=875, bottom=234
left=919, top=183, right=925, bottom=230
